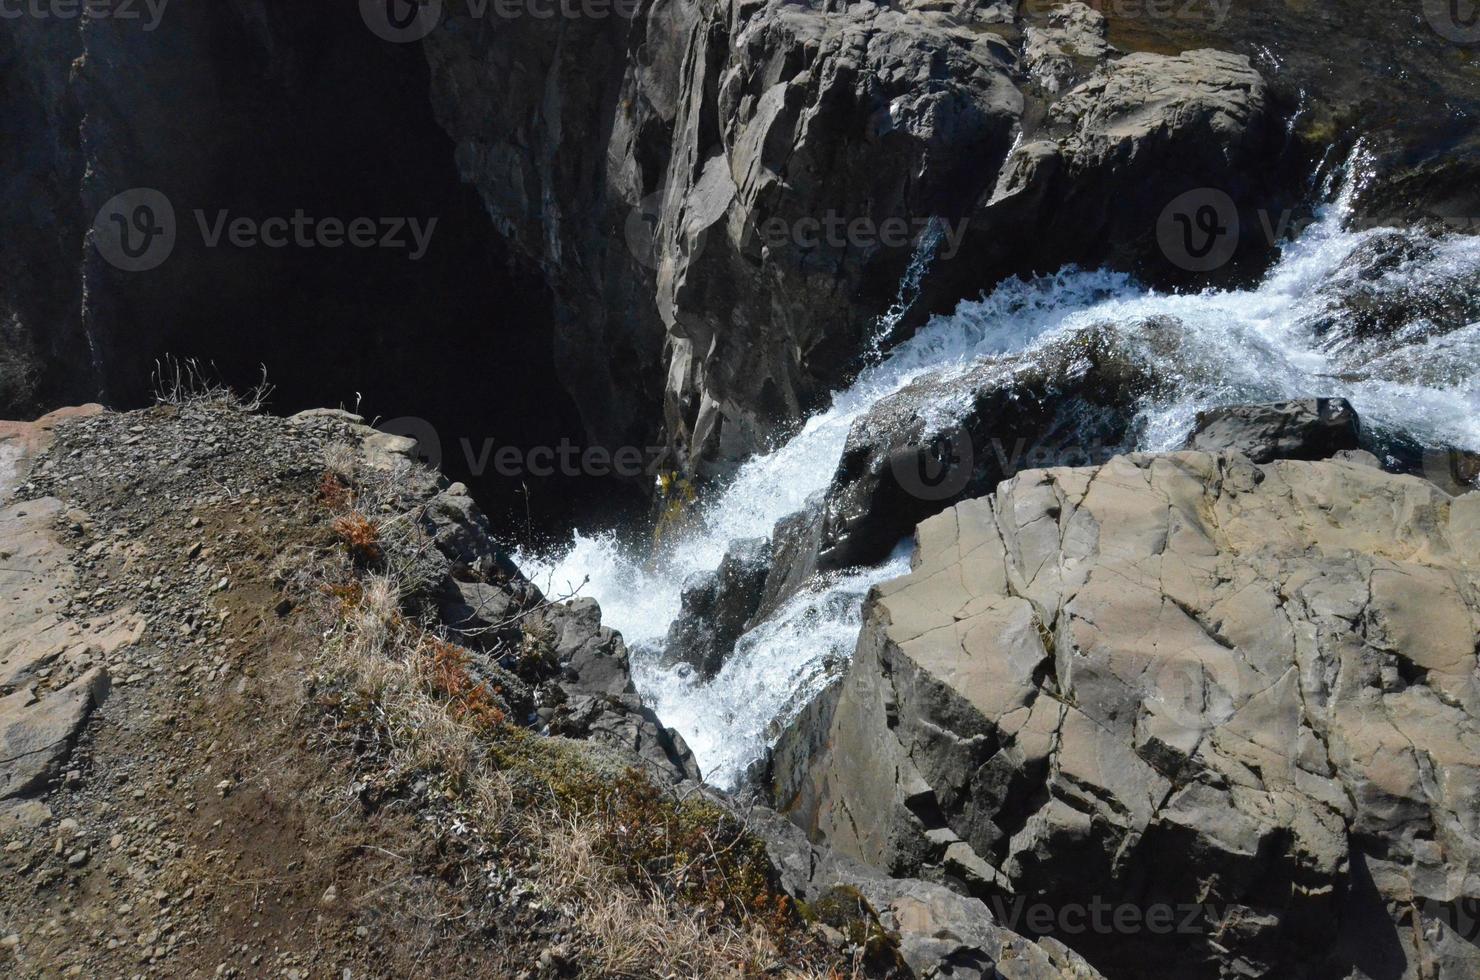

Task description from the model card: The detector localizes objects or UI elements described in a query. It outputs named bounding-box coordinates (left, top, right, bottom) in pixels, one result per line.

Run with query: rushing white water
left=520, top=165, right=1480, bottom=788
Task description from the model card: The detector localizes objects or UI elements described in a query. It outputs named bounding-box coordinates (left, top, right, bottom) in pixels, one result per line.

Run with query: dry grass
left=303, top=455, right=851, bottom=979
left=151, top=354, right=274, bottom=410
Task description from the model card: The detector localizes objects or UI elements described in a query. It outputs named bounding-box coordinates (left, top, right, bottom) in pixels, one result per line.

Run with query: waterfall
left=519, top=163, right=1480, bottom=788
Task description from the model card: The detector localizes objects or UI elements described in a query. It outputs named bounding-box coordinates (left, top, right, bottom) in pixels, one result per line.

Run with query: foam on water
left=519, top=160, right=1480, bottom=788
left=632, top=546, right=913, bottom=787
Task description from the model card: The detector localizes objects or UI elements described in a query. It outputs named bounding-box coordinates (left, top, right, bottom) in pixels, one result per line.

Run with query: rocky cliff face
left=772, top=449, right=1480, bottom=978
left=421, top=0, right=1306, bottom=475
left=6, top=1, right=1475, bottom=493
left=2, top=400, right=1114, bottom=978
left=416, top=0, right=1478, bottom=478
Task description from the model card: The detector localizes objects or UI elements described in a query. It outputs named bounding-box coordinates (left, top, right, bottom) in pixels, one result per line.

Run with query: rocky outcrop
left=1301, top=229, right=1480, bottom=370
left=0, top=5, right=591, bottom=530
left=423, top=1, right=1300, bottom=475
left=816, top=319, right=1172, bottom=573
left=773, top=451, right=1480, bottom=978
left=1183, top=398, right=1361, bottom=463
left=751, top=806, right=1104, bottom=979
left=0, top=401, right=1112, bottom=974
left=662, top=537, right=771, bottom=680
left=325, top=418, right=707, bottom=784
left=0, top=406, right=130, bottom=807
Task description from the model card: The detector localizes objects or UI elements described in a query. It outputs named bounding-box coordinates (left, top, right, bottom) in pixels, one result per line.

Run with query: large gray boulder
left=773, top=451, right=1480, bottom=978
left=1183, top=398, right=1361, bottom=463
left=816, top=318, right=1171, bottom=573
left=661, top=537, right=772, bottom=680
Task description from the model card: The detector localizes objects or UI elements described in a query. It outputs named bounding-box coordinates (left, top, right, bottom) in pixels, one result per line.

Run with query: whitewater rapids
left=520, top=165, right=1480, bottom=788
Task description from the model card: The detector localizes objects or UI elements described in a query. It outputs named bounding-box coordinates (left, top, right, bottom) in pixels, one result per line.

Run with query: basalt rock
left=1300, top=229, right=1480, bottom=370
left=773, top=451, right=1480, bottom=979
left=661, top=537, right=772, bottom=680
left=422, top=1, right=1296, bottom=475
left=666, top=319, right=1164, bottom=693
left=749, top=806, right=1105, bottom=979
left=815, top=320, right=1168, bottom=573
left=1183, top=398, right=1361, bottom=464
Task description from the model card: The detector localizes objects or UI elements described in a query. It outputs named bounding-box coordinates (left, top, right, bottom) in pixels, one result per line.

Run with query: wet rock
left=1300, top=230, right=1480, bottom=362
left=661, top=537, right=771, bottom=680
left=1183, top=398, right=1360, bottom=463
left=774, top=451, right=1480, bottom=978
left=818, top=320, right=1165, bottom=572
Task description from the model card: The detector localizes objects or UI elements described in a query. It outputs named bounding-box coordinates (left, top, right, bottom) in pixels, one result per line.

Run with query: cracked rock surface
left=773, top=451, right=1480, bottom=978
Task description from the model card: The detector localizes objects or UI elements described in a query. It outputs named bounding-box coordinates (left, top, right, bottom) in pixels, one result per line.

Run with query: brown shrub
left=331, top=512, right=383, bottom=564
left=422, top=638, right=507, bottom=732
left=318, top=471, right=353, bottom=511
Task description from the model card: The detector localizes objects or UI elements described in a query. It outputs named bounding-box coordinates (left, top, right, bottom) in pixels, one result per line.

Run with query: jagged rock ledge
left=771, top=448, right=1480, bottom=979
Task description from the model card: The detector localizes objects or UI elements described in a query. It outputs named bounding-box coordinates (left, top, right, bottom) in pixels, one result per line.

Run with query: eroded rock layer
left=774, top=451, right=1480, bottom=978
